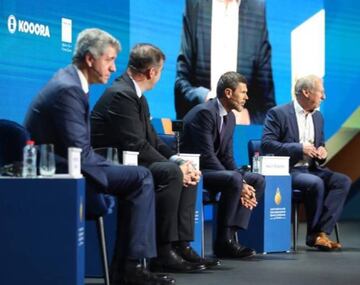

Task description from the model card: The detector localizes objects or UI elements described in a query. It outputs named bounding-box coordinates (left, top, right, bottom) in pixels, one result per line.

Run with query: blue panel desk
left=191, top=177, right=204, bottom=256
left=239, top=175, right=292, bottom=253
left=0, top=176, right=85, bottom=285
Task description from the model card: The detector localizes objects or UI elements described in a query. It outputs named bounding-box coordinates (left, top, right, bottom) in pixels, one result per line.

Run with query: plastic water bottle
left=252, top=151, right=260, bottom=173
left=22, top=140, right=37, bottom=178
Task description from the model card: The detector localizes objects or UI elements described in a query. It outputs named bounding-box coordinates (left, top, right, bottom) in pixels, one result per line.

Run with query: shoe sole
left=314, top=244, right=333, bottom=251
left=215, top=252, right=256, bottom=259
left=151, top=264, right=207, bottom=273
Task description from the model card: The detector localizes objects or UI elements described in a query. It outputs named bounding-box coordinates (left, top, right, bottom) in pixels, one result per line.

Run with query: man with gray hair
left=261, top=74, right=351, bottom=251
left=24, top=29, right=173, bottom=284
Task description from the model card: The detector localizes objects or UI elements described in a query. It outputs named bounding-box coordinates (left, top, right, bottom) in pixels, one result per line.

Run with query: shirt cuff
left=169, top=155, right=186, bottom=165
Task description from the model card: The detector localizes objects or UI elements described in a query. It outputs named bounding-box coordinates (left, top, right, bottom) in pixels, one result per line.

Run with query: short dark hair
left=128, top=43, right=165, bottom=74
left=216, top=71, right=247, bottom=98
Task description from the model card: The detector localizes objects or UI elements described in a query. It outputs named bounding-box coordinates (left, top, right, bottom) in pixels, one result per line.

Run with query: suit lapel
left=312, top=112, right=321, bottom=146
left=289, top=102, right=300, bottom=142
left=211, top=100, right=223, bottom=150
left=212, top=99, right=221, bottom=132
left=122, top=73, right=152, bottom=139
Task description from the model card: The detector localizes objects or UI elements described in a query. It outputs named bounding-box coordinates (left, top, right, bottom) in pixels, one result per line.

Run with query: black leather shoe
left=111, top=262, right=176, bottom=285
left=175, top=245, right=221, bottom=268
left=214, top=239, right=256, bottom=258
left=150, top=249, right=206, bottom=273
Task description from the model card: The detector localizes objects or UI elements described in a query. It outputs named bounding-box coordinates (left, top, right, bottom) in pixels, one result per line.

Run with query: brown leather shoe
left=306, top=232, right=332, bottom=251
left=319, top=232, right=342, bottom=250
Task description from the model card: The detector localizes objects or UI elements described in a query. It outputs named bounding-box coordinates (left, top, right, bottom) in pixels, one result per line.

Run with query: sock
left=157, top=242, right=172, bottom=257
left=173, top=240, right=189, bottom=249
left=217, top=227, right=233, bottom=241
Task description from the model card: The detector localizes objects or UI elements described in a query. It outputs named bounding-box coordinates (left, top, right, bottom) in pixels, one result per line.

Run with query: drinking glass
left=94, top=147, right=120, bottom=165
left=39, top=144, right=56, bottom=177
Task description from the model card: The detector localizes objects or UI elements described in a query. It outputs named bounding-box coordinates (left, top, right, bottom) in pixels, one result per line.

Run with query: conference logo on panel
left=61, top=18, right=72, bottom=53
left=7, top=15, right=50, bottom=38
left=274, top=187, right=282, bottom=205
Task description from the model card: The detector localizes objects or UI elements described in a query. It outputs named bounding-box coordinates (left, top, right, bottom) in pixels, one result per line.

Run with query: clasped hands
left=303, top=143, right=327, bottom=160
left=240, top=183, right=257, bottom=210
left=179, top=161, right=201, bottom=187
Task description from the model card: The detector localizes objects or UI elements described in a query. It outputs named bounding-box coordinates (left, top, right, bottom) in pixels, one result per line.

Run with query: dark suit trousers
left=203, top=170, right=265, bottom=233
left=291, top=166, right=351, bottom=237
left=89, top=165, right=156, bottom=265
left=148, top=161, right=197, bottom=244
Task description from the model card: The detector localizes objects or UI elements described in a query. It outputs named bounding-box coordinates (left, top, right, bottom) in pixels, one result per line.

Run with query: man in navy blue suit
left=182, top=71, right=265, bottom=258
left=24, top=29, right=174, bottom=285
left=261, top=75, right=351, bottom=251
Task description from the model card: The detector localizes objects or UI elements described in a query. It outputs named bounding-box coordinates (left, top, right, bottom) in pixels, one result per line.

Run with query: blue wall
left=324, top=0, right=360, bottom=137
left=129, top=0, right=184, bottom=119
left=0, top=0, right=359, bottom=139
left=0, top=0, right=130, bottom=123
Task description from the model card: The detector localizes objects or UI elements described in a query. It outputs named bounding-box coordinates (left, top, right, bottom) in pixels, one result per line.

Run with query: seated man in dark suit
left=182, top=71, right=265, bottom=258
left=261, top=75, right=351, bottom=251
left=24, top=29, right=173, bottom=285
left=91, top=43, right=218, bottom=272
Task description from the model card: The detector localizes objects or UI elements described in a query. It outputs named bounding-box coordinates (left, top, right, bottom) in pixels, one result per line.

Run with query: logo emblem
left=79, top=196, right=84, bottom=222
left=61, top=18, right=72, bottom=43
left=274, top=187, right=282, bottom=205
left=7, top=15, right=17, bottom=34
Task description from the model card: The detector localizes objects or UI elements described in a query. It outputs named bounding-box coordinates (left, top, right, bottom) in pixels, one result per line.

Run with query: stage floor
left=87, top=221, right=360, bottom=285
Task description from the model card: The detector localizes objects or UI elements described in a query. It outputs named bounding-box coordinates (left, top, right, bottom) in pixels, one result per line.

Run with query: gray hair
left=294, top=75, right=320, bottom=97
left=72, top=28, right=121, bottom=64
left=217, top=71, right=247, bottom=98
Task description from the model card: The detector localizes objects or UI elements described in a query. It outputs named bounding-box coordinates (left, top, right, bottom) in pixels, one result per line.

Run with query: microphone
left=90, top=65, right=103, bottom=78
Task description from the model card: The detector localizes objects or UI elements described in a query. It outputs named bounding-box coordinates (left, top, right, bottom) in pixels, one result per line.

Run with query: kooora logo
left=7, top=14, right=50, bottom=38
left=7, top=15, right=17, bottom=34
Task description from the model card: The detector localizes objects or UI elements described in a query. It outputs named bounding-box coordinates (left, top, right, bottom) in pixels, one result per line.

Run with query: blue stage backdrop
left=0, top=0, right=130, bottom=124
left=0, top=0, right=359, bottom=138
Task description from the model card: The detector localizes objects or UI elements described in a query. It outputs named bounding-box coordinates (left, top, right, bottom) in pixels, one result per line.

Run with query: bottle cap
left=26, top=140, right=35, bottom=145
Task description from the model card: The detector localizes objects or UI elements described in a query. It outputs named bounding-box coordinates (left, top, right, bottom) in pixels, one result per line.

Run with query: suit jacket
left=91, top=73, right=174, bottom=167
left=174, top=0, right=275, bottom=124
left=181, top=99, right=237, bottom=171
left=24, top=65, right=109, bottom=188
left=261, top=102, right=326, bottom=168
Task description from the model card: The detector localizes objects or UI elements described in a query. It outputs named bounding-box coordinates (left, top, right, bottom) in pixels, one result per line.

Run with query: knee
left=307, top=176, right=325, bottom=195
left=336, top=173, right=352, bottom=194
left=227, top=171, right=244, bottom=190
left=253, top=174, right=266, bottom=192
left=150, top=162, right=183, bottom=186
left=137, top=166, right=155, bottom=189
left=161, top=162, right=183, bottom=184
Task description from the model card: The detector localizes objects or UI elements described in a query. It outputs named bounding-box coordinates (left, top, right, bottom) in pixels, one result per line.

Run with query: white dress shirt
left=210, top=0, right=241, bottom=96
left=75, top=66, right=89, bottom=94
left=294, top=99, right=315, bottom=167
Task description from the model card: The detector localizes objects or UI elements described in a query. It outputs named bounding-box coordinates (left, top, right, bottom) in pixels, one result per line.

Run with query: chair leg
left=293, top=203, right=299, bottom=252
left=334, top=223, right=340, bottom=243
left=97, top=216, right=110, bottom=285
left=212, top=204, right=218, bottom=250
